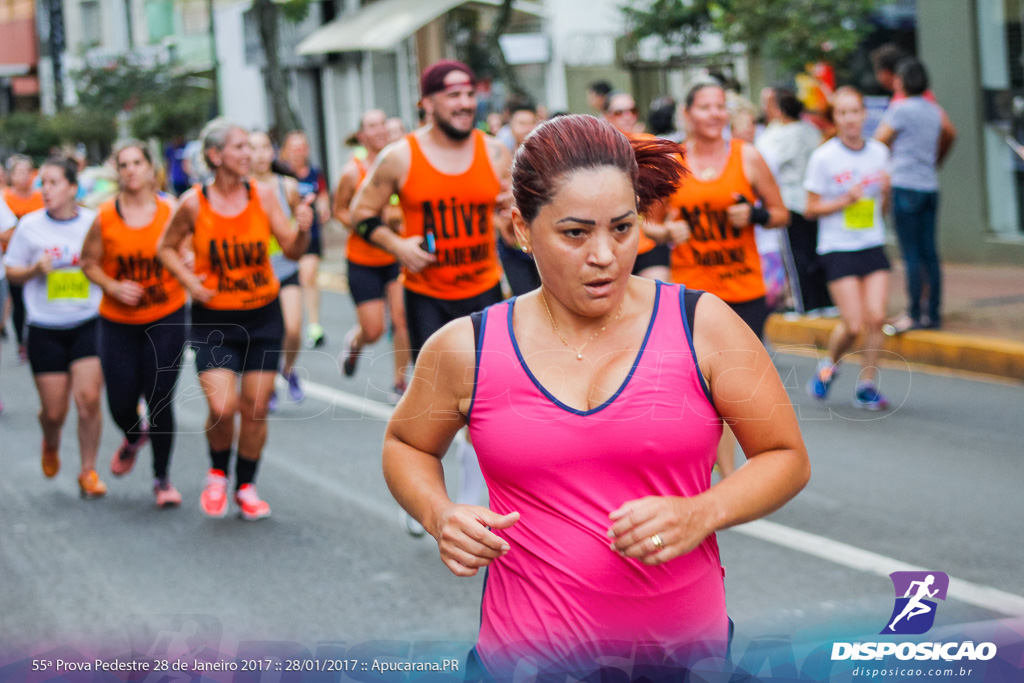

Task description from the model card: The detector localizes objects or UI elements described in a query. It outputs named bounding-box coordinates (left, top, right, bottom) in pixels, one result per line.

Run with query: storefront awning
left=296, top=0, right=544, bottom=56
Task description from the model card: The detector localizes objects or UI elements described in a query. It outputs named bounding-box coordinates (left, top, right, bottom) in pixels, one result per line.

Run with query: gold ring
left=650, top=534, right=664, bottom=550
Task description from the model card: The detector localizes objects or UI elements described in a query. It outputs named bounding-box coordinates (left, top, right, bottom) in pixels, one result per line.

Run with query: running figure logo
left=881, top=571, right=949, bottom=635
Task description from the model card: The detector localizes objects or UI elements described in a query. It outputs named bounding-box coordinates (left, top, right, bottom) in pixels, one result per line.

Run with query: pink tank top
left=468, top=282, right=728, bottom=677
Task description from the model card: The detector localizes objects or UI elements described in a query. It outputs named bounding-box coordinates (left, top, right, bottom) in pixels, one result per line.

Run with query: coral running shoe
left=854, top=382, right=890, bottom=411
left=806, top=360, right=839, bottom=400
left=110, top=434, right=148, bottom=476
left=41, top=441, right=60, bottom=478
left=154, top=479, right=182, bottom=508
left=200, top=469, right=229, bottom=518
left=78, top=470, right=108, bottom=499
left=235, top=484, right=271, bottom=521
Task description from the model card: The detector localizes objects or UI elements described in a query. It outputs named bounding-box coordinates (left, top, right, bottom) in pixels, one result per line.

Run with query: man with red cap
left=350, top=60, right=512, bottom=534
left=350, top=60, right=512, bottom=355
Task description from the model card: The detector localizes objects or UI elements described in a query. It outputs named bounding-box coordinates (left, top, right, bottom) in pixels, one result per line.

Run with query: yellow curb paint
left=766, top=314, right=1024, bottom=382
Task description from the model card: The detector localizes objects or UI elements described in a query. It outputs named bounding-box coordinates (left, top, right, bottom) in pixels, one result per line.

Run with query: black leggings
left=9, top=282, right=26, bottom=345
left=97, top=308, right=187, bottom=480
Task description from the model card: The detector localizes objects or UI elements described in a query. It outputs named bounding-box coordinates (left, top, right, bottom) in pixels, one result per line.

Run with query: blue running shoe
left=268, top=391, right=279, bottom=414
left=286, top=370, right=305, bottom=402
left=853, top=382, right=890, bottom=411
left=806, top=360, right=838, bottom=400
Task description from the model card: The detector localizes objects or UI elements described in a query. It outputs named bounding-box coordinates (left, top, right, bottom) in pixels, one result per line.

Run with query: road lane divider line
left=731, top=519, right=1024, bottom=617
left=278, top=375, right=1024, bottom=616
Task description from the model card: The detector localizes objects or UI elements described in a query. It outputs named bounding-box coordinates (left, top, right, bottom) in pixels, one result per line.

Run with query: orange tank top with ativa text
left=346, top=157, right=397, bottom=267
left=4, top=188, right=44, bottom=218
left=193, top=182, right=279, bottom=310
left=669, top=139, right=765, bottom=303
left=399, top=130, right=502, bottom=300
left=98, top=196, right=186, bottom=324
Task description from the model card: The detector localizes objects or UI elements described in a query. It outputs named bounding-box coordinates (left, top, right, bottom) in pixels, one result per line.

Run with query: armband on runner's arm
left=356, top=216, right=383, bottom=240
left=750, top=205, right=771, bottom=226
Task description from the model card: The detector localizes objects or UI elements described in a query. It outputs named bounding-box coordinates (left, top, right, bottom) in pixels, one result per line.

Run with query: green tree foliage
left=621, top=0, right=719, bottom=53
left=622, top=0, right=878, bottom=70
left=71, top=57, right=213, bottom=140
left=1, top=59, right=213, bottom=160
left=0, top=112, right=62, bottom=159
left=51, top=107, right=119, bottom=148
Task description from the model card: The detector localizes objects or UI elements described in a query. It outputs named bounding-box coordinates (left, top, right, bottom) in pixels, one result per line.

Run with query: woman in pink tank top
left=383, top=115, right=810, bottom=681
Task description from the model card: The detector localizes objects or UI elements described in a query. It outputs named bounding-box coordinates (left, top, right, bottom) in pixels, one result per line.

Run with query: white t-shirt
left=3, top=207, right=101, bottom=328
left=756, top=119, right=821, bottom=214
left=751, top=150, right=783, bottom=256
left=804, top=138, right=889, bottom=254
left=0, top=196, right=17, bottom=281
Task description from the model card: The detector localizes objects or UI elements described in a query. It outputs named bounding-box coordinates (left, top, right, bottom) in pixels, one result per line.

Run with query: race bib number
left=269, top=236, right=283, bottom=257
left=48, top=269, right=90, bottom=300
left=844, top=199, right=875, bottom=230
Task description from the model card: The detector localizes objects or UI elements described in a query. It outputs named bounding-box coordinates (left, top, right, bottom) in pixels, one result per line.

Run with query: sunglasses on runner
left=609, top=107, right=638, bottom=117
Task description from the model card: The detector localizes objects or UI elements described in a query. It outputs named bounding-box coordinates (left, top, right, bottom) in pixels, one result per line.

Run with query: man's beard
left=435, top=112, right=475, bottom=141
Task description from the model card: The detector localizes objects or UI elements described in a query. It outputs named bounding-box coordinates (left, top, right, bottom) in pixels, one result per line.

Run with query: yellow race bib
left=269, top=236, right=283, bottom=257
left=47, top=269, right=91, bottom=301
left=843, top=199, right=875, bottom=230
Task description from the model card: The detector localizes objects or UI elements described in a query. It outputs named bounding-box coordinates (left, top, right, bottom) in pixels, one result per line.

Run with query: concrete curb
left=765, top=315, right=1024, bottom=382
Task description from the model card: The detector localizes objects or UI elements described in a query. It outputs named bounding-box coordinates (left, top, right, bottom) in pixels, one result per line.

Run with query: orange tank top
left=399, top=130, right=502, bottom=300
left=193, top=182, right=279, bottom=310
left=346, top=158, right=397, bottom=267
left=669, top=140, right=765, bottom=303
left=4, top=188, right=44, bottom=218
left=98, top=197, right=186, bottom=324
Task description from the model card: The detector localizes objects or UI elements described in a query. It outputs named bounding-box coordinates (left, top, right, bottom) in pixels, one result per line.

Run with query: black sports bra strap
left=470, top=310, right=485, bottom=368
left=470, top=310, right=484, bottom=347
left=684, top=288, right=704, bottom=336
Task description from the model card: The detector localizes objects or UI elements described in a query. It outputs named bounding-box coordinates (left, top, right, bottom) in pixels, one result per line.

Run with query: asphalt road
left=1, top=287, right=1021, bottom=679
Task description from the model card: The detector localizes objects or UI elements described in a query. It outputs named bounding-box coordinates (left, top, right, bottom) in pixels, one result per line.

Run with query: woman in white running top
left=803, top=86, right=892, bottom=411
left=3, top=156, right=107, bottom=497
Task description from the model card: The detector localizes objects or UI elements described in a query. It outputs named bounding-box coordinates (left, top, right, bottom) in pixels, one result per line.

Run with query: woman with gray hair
left=159, top=118, right=314, bottom=520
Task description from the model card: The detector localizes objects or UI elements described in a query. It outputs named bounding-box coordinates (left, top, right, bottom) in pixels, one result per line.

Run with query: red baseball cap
left=420, top=60, right=477, bottom=98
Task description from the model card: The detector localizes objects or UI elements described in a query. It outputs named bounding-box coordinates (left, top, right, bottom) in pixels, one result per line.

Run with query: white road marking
left=732, top=519, right=1024, bottom=617
left=269, top=375, right=1024, bottom=618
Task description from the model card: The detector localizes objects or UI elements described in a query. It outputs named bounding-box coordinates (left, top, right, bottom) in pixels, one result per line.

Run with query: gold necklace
left=539, top=289, right=625, bottom=361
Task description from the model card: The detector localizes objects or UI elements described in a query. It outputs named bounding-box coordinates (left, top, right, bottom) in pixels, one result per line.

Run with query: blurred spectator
left=164, top=136, right=190, bottom=196
left=758, top=86, right=833, bottom=315
left=604, top=92, right=642, bottom=136
left=486, top=111, right=505, bottom=137
left=648, top=96, right=683, bottom=142
left=731, top=107, right=788, bottom=315
left=386, top=117, right=407, bottom=143
left=507, top=98, right=539, bottom=149
left=874, top=57, right=957, bottom=332
left=497, top=98, right=541, bottom=295
left=279, top=130, right=331, bottom=349
left=586, top=80, right=613, bottom=113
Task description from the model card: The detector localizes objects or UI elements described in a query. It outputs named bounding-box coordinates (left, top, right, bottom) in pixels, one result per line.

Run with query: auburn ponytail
left=630, top=135, right=687, bottom=216
left=512, top=114, right=685, bottom=222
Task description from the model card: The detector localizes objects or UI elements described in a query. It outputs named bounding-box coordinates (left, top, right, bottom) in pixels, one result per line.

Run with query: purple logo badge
left=881, top=571, right=949, bottom=635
